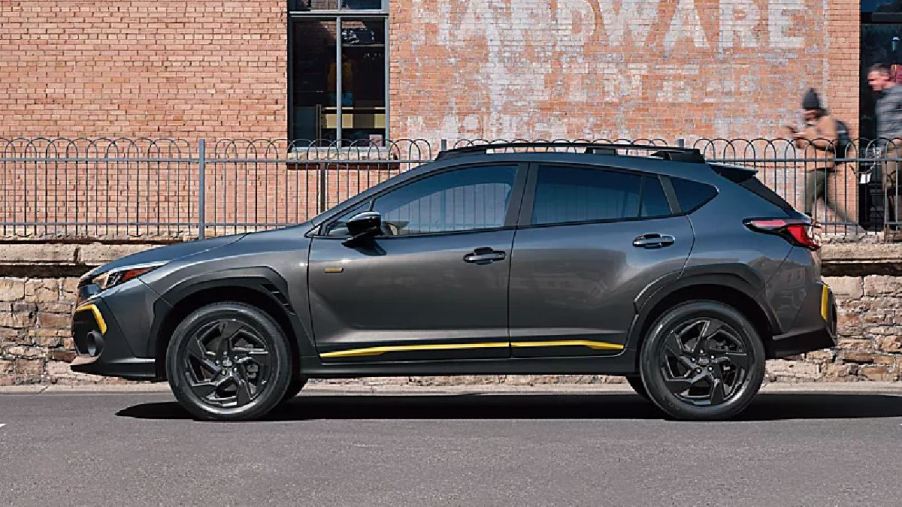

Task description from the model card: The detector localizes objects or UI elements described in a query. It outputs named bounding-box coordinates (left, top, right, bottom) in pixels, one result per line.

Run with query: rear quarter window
left=670, top=177, right=718, bottom=213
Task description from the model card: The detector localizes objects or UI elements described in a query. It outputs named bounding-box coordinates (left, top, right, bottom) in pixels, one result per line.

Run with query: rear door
left=508, top=163, right=693, bottom=357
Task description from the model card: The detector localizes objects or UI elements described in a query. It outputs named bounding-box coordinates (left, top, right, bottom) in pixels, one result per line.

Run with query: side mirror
left=343, top=211, right=382, bottom=246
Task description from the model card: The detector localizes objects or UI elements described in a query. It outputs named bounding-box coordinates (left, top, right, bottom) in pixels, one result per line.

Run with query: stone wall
left=1, top=243, right=900, bottom=385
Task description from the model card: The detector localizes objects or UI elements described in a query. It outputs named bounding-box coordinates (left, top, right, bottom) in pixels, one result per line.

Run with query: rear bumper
left=770, top=283, right=837, bottom=358
left=70, top=298, right=157, bottom=381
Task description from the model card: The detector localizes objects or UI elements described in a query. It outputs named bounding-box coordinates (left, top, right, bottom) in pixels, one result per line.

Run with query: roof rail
left=436, top=141, right=705, bottom=163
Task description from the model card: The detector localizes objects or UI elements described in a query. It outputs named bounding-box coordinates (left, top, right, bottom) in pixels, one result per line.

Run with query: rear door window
left=532, top=166, right=672, bottom=225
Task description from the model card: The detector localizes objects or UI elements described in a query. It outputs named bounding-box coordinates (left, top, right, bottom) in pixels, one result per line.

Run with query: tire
left=625, top=375, right=649, bottom=400
left=639, top=301, right=765, bottom=421
left=281, top=374, right=308, bottom=403
left=166, top=302, right=293, bottom=421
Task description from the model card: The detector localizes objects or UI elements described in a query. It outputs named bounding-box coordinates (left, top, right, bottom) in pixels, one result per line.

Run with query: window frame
left=314, top=162, right=530, bottom=239
left=287, top=1, right=390, bottom=143
left=518, top=163, right=680, bottom=229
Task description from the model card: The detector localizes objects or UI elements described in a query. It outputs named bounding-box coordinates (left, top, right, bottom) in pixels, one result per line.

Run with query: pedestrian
left=782, top=88, right=852, bottom=224
left=867, top=63, right=902, bottom=237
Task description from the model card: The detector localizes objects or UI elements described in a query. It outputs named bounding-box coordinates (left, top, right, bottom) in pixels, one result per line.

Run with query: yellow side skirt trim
left=320, top=342, right=509, bottom=359
left=511, top=340, right=624, bottom=351
left=821, top=284, right=830, bottom=321
left=74, top=304, right=107, bottom=335
left=320, top=339, right=624, bottom=359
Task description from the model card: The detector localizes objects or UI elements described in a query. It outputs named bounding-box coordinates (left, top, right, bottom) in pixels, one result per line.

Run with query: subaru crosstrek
left=70, top=142, right=837, bottom=421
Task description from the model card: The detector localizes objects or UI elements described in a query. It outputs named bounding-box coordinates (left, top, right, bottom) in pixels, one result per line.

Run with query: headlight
left=80, top=262, right=165, bottom=292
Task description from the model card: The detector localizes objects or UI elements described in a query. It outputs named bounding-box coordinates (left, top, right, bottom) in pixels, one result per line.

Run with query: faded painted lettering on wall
left=392, top=0, right=826, bottom=140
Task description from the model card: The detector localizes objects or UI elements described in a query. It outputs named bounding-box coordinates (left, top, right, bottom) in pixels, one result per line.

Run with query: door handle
left=464, top=247, right=506, bottom=264
left=632, top=233, right=675, bottom=249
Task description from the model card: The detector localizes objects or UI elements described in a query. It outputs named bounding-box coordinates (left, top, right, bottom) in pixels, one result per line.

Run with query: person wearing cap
left=782, top=88, right=850, bottom=223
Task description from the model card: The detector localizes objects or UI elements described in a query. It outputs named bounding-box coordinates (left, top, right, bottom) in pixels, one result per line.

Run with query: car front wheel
left=639, top=301, right=765, bottom=420
left=166, top=302, right=293, bottom=421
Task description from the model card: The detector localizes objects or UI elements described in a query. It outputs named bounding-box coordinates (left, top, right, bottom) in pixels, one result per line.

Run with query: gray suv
left=70, top=142, right=837, bottom=421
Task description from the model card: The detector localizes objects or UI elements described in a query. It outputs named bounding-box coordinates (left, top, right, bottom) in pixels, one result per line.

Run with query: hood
left=82, top=234, right=246, bottom=279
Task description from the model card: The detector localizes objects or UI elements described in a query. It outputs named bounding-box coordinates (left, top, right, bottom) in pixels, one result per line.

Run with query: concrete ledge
left=821, top=243, right=902, bottom=276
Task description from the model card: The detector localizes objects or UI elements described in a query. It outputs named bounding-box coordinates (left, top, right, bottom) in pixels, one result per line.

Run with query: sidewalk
left=3, top=381, right=902, bottom=395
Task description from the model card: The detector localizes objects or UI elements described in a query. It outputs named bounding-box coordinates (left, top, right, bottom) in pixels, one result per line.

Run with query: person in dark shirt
left=868, top=63, right=902, bottom=235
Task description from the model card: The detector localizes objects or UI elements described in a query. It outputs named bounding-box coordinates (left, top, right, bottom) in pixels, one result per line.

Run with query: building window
left=288, top=1, right=388, bottom=145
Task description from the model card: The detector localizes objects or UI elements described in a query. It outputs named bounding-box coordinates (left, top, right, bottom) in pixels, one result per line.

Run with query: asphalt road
left=1, top=387, right=902, bottom=506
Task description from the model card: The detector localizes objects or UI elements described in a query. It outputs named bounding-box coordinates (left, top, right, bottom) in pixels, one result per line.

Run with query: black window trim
left=518, top=162, right=680, bottom=229
left=313, top=161, right=529, bottom=239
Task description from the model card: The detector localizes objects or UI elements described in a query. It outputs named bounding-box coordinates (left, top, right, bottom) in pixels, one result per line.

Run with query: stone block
left=859, top=365, right=897, bottom=381
left=0, top=244, right=77, bottom=264
left=876, top=336, right=902, bottom=352
left=766, top=359, right=821, bottom=381
left=38, top=302, right=75, bottom=314
left=37, top=312, right=71, bottom=331
left=0, top=359, right=13, bottom=375
left=0, top=278, right=26, bottom=301
left=61, top=278, right=80, bottom=294
left=3, top=346, right=45, bottom=359
left=874, top=354, right=898, bottom=366
left=837, top=338, right=871, bottom=350
left=78, top=243, right=153, bottom=265
left=824, top=363, right=853, bottom=379
left=49, top=349, right=76, bottom=362
left=804, top=350, right=834, bottom=364
left=0, top=310, right=33, bottom=329
left=842, top=351, right=876, bottom=364
left=32, top=334, right=61, bottom=348
left=14, top=358, right=44, bottom=376
left=24, top=279, right=61, bottom=303
left=863, top=275, right=902, bottom=296
left=823, top=276, right=862, bottom=299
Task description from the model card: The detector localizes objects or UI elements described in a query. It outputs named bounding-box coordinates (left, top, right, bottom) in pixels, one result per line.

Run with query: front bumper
left=770, top=283, right=837, bottom=358
left=71, top=296, right=157, bottom=381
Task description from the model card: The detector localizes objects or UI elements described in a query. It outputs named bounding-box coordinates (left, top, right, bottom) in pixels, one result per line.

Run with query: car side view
left=70, top=142, right=837, bottom=421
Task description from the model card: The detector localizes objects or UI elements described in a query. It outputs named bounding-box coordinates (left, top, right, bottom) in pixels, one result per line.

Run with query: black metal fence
left=0, top=137, right=899, bottom=241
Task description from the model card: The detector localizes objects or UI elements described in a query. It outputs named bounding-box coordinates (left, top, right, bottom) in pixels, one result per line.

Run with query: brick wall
left=0, top=1, right=286, bottom=141
left=1, top=0, right=862, bottom=143
left=390, top=0, right=860, bottom=142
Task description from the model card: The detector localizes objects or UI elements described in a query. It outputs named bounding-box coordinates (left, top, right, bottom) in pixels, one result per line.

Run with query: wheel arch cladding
left=151, top=275, right=310, bottom=379
left=632, top=282, right=778, bottom=362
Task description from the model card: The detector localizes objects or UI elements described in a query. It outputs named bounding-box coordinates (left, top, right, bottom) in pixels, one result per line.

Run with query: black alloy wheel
left=640, top=301, right=765, bottom=420
left=659, top=318, right=749, bottom=406
left=183, top=320, right=271, bottom=408
left=167, top=302, right=293, bottom=421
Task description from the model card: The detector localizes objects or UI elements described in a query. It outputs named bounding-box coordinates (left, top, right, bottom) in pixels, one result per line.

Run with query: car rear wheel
left=639, top=301, right=765, bottom=421
left=166, top=302, right=293, bottom=421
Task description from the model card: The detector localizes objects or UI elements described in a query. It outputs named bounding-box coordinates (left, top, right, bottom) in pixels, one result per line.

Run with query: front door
left=509, top=163, right=693, bottom=357
left=308, top=164, right=525, bottom=362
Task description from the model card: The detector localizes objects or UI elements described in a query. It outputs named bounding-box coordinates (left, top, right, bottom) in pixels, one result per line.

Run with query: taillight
left=745, top=218, right=820, bottom=250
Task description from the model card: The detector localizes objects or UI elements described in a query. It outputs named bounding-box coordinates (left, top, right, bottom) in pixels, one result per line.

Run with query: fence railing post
left=676, top=138, right=685, bottom=148
left=318, top=162, right=327, bottom=214
left=198, top=138, right=206, bottom=240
